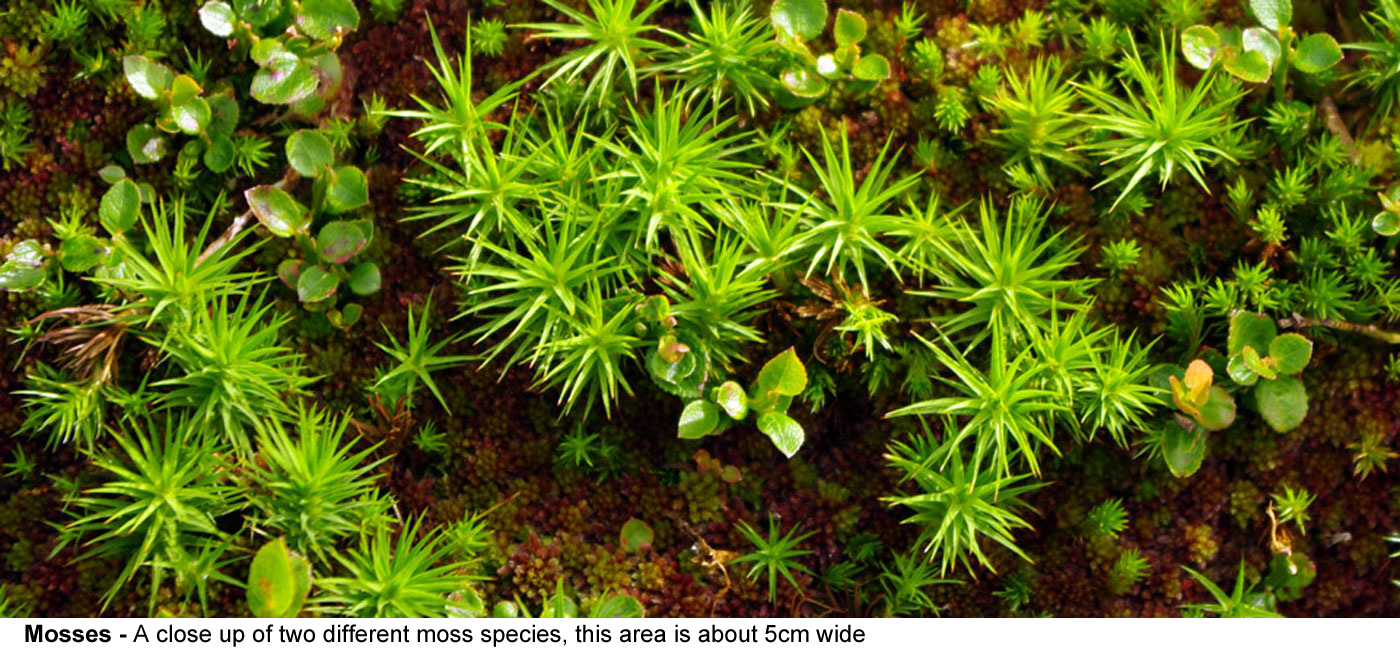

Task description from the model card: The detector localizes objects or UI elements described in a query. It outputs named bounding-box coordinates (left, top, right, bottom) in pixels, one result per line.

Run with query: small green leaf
left=99, top=179, right=141, bottom=235
left=286, top=130, right=335, bottom=177
left=237, top=0, right=283, bottom=28
left=771, top=0, right=827, bottom=41
left=756, top=411, right=805, bottom=458
left=207, top=92, right=241, bottom=138
left=1196, top=386, right=1236, bottom=432
left=1162, top=418, right=1207, bottom=478
left=59, top=235, right=106, bottom=273
left=1241, top=345, right=1277, bottom=380
left=713, top=381, right=748, bottom=420
left=540, top=592, right=579, bottom=619
left=1249, top=0, right=1291, bottom=31
left=491, top=601, right=521, bottom=618
left=1292, top=33, right=1342, bottom=74
left=590, top=594, right=644, bottom=618
left=250, top=51, right=318, bottom=105
left=678, top=400, right=723, bottom=439
left=98, top=165, right=127, bottom=184
left=245, top=185, right=309, bottom=237
left=1181, top=25, right=1220, bottom=69
left=277, top=258, right=304, bottom=289
left=1241, top=27, right=1281, bottom=68
left=754, top=347, right=808, bottom=397
left=1268, top=333, right=1312, bottom=375
left=126, top=124, right=167, bottom=164
left=247, top=538, right=300, bottom=618
left=1256, top=375, right=1308, bottom=432
left=1375, top=210, right=1400, bottom=237
left=171, top=97, right=212, bottom=135
left=205, top=135, right=235, bottom=173
left=323, top=165, right=369, bottom=214
left=199, top=1, right=237, bottom=37
left=1226, top=353, right=1259, bottom=386
left=833, top=9, right=866, bottom=49
left=297, top=0, right=360, bottom=41
left=329, top=302, right=362, bottom=328
left=1222, top=47, right=1272, bottom=83
left=347, top=262, right=381, bottom=295
left=1228, top=311, right=1277, bottom=357
left=316, top=220, right=368, bottom=264
left=619, top=518, right=653, bottom=554
left=122, top=55, right=172, bottom=99
left=780, top=68, right=828, bottom=98
left=851, top=54, right=891, bottom=81
left=169, top=74, right=202, bottom=105
left=297, top=265, right=339, bottom=303
left=0, top=241, right=47, bottom=291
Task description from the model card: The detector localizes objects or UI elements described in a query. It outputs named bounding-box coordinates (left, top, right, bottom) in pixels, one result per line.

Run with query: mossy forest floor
left=2, top=0, right=1399, bottom=617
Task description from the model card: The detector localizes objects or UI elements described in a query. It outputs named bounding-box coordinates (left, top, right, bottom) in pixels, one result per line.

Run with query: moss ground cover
left=0, top=0, right=1398, bottom=617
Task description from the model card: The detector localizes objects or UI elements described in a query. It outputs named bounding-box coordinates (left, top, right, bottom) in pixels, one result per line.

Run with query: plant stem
left=196, top=168, right=300, bottom=265
left=1277, top=312, right=1400, bottom=344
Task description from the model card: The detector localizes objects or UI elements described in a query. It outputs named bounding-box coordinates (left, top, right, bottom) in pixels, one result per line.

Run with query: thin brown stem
left=195, top=168, right=300, bottom=265
left=1277, top=312, right=1400, bottom=344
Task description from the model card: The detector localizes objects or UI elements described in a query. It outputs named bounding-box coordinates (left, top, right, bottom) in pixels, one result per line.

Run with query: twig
left=1277, top=312, right=1400, bottom=344
left=1318, top=96, right=1360, bottom=164
left=195, top=169, right=300, bottom=265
